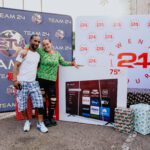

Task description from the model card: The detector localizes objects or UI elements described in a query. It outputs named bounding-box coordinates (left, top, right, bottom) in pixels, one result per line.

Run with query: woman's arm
left=58, top=52, right=78, bottom=68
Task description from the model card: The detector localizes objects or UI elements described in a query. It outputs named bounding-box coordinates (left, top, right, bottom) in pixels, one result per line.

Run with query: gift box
left=130, top=103, right=150, bottom=135
left=127, top=92, right=136, bottom=107
left=114, top=107, right=134, bottom=133
left=127, top=89, right=150, bottom=107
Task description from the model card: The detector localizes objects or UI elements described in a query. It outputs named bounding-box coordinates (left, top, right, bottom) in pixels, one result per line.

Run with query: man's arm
left=13, top=61, right=22, bottom=89
left=13, top=48, right=26, bottom=89
left=13, top=61, right=21, bottom=81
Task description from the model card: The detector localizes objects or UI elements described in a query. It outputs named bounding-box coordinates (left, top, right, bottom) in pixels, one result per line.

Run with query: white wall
left=1, top=0, right=150, bottom=29
left=0, top=0, right=41, bottom=11
left=0, top=0, right=130, bottom=30
left=1, top=0, right=150, bottom=16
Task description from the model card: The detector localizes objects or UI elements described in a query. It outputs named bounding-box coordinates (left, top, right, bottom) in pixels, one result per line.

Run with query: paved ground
left=0, top=113, right=149, bottom=150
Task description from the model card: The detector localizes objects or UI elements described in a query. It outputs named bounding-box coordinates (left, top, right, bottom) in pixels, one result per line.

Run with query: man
left=13, top=34, right=48, bottom=133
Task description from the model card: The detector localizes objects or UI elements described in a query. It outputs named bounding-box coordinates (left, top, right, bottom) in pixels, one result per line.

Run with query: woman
left=36, top=38, right=78, bottom=127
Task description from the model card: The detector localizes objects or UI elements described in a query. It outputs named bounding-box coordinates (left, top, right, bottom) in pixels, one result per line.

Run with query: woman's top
left=37, top=48, right=72, bottom=81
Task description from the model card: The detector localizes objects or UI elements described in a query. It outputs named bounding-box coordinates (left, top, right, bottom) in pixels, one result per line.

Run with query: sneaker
left=37, top=122, right=48, bottom=133
left=45, top=119, right=57, bottom=127
left=44, top=119, right=51, bottom=127
left=50, top=119, right=57, bottom=126
left=23, top=120, right=31, bottom=132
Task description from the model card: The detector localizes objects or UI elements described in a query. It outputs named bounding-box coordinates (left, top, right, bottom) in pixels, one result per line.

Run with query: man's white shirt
left=16, top=50, right=40, bottom=82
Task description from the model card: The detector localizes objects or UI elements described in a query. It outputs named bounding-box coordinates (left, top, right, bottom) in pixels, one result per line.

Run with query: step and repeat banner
left=74, top=16, right=150, bottom=90
left=0, top=8, right=73, bottom=112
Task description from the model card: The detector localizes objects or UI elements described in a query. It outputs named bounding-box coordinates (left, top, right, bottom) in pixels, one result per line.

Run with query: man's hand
left=13, top=80, right=19, bottom=89
left=13, top=80, right=22, bottom=90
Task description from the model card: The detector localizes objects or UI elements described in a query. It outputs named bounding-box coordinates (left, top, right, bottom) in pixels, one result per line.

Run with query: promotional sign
left=0, top=8, right=73, bottom=112
left=74, top=16, right=150, bottom=90
left=59, top=66, right=127, bottom=125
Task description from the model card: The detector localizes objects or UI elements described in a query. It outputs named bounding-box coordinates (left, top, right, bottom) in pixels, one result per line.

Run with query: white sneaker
left=37, top=122, right=48, bottom=133
left=23, top=120, right=31, bottom=132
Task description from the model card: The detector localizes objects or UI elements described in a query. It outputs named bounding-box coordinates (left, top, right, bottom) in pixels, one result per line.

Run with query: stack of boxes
left=130, top=103, right=150, bottom=135
left=114, top=104, right=150, bottom=135
left=114, top=107, right=134, bottom=133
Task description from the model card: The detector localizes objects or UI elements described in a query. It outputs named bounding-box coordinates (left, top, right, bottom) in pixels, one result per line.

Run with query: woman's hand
left=71, top=60, right=79, bottom=68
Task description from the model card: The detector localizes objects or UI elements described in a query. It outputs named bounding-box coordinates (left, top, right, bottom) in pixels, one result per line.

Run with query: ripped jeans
left=36, top=78, right=56, bottom=120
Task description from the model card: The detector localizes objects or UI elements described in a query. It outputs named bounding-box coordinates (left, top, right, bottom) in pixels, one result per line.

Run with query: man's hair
left=30, top=34, right=39, bottom=41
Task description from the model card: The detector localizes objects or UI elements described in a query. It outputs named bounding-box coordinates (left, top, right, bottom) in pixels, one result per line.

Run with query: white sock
left=25, top=120, right=30, bottom=123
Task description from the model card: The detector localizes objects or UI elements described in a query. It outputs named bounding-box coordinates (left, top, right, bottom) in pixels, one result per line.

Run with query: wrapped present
left=142, top=93, right=150, bottom=104
left=127, top=89, right=150, bottom=107
left=127, top=92, right=136, bottom=107
left=130, top=103, right=150, bottom=135
left=114, top=107, right=134, bottom=133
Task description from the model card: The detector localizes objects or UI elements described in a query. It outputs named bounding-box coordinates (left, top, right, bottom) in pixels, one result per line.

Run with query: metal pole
left=40, top=0, right=43, bottom=12
left=2, top=0, right=4, bottom=7
left=135, top=0, right=137, bottom=14
left=148, top=3, right=150, bottom=14
left=22, top=0, right=24, bottom=10
left=129, top=0, right=132, bottom=15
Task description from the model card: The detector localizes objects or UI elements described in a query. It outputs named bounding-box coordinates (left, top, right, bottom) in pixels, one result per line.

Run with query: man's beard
left=31, top=44, right=38, bottom=51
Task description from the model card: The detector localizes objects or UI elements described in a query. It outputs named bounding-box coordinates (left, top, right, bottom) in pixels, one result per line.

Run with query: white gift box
left=130, top=103, right=150, bottom=135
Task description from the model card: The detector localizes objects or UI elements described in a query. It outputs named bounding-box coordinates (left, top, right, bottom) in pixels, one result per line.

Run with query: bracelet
left=71, top=62, right=74, bottom=66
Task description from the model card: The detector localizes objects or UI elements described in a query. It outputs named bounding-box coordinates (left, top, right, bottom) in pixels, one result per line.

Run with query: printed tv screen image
left=66, top=79, right=118, bottom=122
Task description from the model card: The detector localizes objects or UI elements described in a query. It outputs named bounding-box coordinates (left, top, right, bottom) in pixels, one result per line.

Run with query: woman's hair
left=42, top=38, right=52, bottom=43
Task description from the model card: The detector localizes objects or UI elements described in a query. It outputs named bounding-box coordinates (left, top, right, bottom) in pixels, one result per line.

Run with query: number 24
left=117, top=53, right=150, bottom=68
